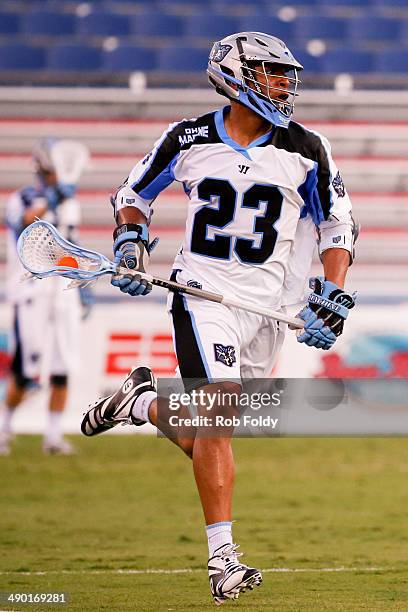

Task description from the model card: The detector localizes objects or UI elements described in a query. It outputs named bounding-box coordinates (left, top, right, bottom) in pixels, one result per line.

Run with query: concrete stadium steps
left=1, top=153, right=407, bottom=192
left=0, top=226, right=406, bottom=266
left=1, top=189, right=406, bottom=230
left=0, top=119, right=408, bottom=157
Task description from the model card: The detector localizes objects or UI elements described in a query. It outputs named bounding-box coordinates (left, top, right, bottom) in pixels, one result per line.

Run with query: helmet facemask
left=241, top=61, right=301, bottom=121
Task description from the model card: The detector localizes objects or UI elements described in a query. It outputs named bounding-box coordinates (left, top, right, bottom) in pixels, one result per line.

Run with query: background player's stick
left=17, top=220, right=304, bottom=329
left=50, top=140, right=90, bottom=184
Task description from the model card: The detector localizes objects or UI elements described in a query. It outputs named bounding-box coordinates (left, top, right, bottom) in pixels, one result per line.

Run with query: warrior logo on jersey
left=210, top=43, right=233, bottom=63
left=214, top=343, right=236, bottom=367
left=332, top=171, right=345, bottom=197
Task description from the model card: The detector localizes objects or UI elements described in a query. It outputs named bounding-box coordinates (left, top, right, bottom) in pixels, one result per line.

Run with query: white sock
left=45, top=411, right=63, bottom=444
left=206, top=521, right=233, bottom=557
left=1, top=408, right=14, bottom=434
left=131, top=391, right=157, bottom=424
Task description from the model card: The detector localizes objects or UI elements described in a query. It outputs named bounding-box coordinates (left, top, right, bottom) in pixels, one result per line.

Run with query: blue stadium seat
left=0, top=43, right=45, bottom=69
left=22, top=11, right=76, bottom=36
left=290, top=48, right=323, bottom=73
left=236, top=17, right=294, bottom=41
left=375, top=49, right=408, bottom=73
left=0, top=12, right=20, bottom=34
left=317, top=0, right=373, bottom=5
left=321, top=49, right=375, bottom=73
left=183, top=14, right=238, bottom=39
left=293, top=16, right=348, bottom=41
left=373, top=0, right=408, bottom=6
left=132, top=13, right=184, bottom=38
left=48, top=44, right=103, bottom=71
left=157, top=46, right=209, bottom=72
left=76, top=11, right=131, bottom=36
left=347, top=17, right=400, bottom=42
left=103, top=45, right=157, bottom=71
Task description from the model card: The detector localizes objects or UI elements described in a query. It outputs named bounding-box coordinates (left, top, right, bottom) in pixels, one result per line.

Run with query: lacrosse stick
left=17, top=221, right=304, bottom=329
left=50, top=140, right=90, bottom=184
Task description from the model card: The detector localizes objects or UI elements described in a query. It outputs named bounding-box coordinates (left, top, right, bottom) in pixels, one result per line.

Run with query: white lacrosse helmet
left=33, top=137, right=59, bottom=175
left=207, top=32, right=303, bottom=128
left=33, top=137, right=90, bottom=184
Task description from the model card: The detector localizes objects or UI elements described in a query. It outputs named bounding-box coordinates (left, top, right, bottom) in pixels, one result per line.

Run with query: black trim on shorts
left=50, top=374, right=68, bottom=387
left=11, top=306, right=34, bottom=389
left=169, top=270, right=210, bottom=392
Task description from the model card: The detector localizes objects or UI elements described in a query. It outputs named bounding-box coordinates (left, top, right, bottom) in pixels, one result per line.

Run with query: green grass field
left=1, top=435, right=408, bottom=611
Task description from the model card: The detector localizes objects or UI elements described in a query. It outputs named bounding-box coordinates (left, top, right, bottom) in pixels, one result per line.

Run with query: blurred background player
left=0, top=137, right=91, bottom=456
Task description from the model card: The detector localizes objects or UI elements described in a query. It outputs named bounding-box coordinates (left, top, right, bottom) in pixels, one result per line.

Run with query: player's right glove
left=111, top=223, right=158, bottom=297
left=296, top=277, right=356, bottom=350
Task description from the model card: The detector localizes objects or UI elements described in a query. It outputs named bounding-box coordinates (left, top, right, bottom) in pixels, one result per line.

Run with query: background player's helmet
left=32, top=137, right=59, bottom=177
left=207, top=32, right=303, bottom=128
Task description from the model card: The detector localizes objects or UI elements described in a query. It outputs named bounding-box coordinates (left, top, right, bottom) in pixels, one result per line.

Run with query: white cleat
left=43, top=437, right=75, bottom=456
left=0, top=431, right=12, bottom=456
left=208, top=543, right=262, bottom=605
left=81, top=367, right=156, bottom=437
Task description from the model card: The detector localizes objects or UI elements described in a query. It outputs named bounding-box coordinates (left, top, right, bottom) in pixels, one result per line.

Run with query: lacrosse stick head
left=33, top=138, right=90, bottom=185
left=17, top=220, right=115, bottom=282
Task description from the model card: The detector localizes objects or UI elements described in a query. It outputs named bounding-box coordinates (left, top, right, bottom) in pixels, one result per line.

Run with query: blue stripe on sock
left=206, top=521, right=232, bottom=530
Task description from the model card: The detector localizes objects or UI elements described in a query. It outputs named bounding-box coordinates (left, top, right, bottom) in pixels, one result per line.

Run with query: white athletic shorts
left=168, top=269, right=285, bottom=390
left=11, top=277, right=80, bottom=386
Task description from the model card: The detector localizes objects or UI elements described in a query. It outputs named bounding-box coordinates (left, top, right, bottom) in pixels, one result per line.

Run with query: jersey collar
left=214, top=106, right=273, bottom=160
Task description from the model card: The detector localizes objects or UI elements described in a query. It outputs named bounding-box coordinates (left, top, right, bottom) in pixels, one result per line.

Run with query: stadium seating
left=290, top=48, right=323, bottom=74
left=317, top=0, right=373, bottom=5
left=157, top=45, right=209, bottom=72
left=0, top=11, right=20, bottom=34
left=321, top=49, right=375, bottom=74
left=48, top=44, right=103, bottom=71
left=293, top=16, right=348, bottom=42
left=347, top=17, right=401, bottom=43
left=375, top=49, right=408, bottom=73
left=0, top=0, right=405, bottom=85
left=103, top=45, right=157, bottom=72
left=21, top=11, right=76, bottom=36
left=0, top=43, right=45, bottom=69
left=236, top=16, right=294, bottom=42
left=132, top=13, right=185, bottom=38
left=183, top=14, right=239, bottom=39
left=76, top=11, right=132, bottom=37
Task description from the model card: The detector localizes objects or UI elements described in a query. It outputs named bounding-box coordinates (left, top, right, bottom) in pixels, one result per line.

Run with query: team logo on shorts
left=214, top=344, right=236, bottom=367
left=332, top=171, right=345, bottom=197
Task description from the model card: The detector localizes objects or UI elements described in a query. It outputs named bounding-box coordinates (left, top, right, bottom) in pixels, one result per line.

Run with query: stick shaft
left=129, top=271, right=304, bottom=329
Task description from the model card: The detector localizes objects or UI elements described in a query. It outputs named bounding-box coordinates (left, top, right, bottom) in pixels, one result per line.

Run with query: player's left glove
left=296, top=277, right=356, bottom=350
left=111, top=223, right=158, bottom=297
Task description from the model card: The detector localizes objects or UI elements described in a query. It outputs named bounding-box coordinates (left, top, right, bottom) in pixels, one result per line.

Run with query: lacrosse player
left=81, top=33, right=357, bottom=604
left=1, top=137, right=91, bottom=456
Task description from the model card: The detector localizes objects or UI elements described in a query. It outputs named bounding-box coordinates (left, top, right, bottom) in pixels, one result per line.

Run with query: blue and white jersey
left=6, top=185, right=80, bottom=303
left=116, top=106, right=354, bottom=309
